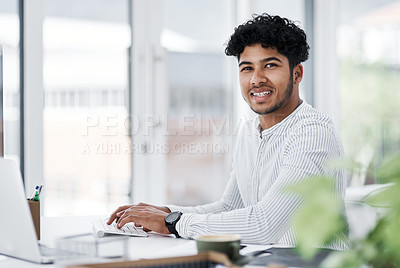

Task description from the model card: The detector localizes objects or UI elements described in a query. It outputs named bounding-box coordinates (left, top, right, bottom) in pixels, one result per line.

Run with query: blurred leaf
left=286, top=176, right=346, bottom=259
left=359, top=240, right=379, bottom=262
left=383, top=213, right=400, bottom=264
left=376, top=154, right=400, bottom=183
left=287, top=154, right=400, bottom=267
left=327, top=158, right=365, bottom=174
left=363, top=185, right=400, bottom=267
left=363, top=185, right=394, bottom=208
left=321, top=249, right=362, bottom=268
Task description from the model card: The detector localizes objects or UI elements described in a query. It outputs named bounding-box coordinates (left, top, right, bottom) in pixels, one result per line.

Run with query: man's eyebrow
left=238, top=57, right=282, bottom=67
left=238, top=61, right=252, bottom=67
left=262, top=57, right=282, bottom=63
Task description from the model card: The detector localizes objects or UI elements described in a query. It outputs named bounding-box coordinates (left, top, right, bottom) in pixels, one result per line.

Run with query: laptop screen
left=0, top=158, right=43, bottom=263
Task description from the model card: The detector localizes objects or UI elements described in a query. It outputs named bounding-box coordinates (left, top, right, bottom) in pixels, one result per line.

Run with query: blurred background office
left=0, top=0, right=399, bottom=216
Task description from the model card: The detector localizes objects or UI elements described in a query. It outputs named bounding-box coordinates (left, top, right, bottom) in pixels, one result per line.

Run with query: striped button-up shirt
left=167, top=102, right=349, bottom=249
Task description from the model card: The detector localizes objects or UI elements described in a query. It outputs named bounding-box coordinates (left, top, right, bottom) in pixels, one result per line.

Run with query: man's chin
left=250, top=105, right=279, bottom=115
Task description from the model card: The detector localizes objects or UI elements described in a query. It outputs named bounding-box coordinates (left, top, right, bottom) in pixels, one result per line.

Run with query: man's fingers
left=107, top=211, right=119, bottom=225
left=115, top=211, right=127, bottom=225
left=143, top=227, right=150, bottom=232
left=117, top=214, right=136, bottom=228
left=115, top=207, right=136, bottom=225
left=143, top=227, right=151, bottom=232
left=107, top=205, right=132, bottom=225
left=107, top=215, right=117, bottom=225
left=108, top=204, right=169, bottom=234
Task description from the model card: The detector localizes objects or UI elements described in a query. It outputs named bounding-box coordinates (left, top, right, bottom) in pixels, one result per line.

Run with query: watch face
left=166, top=212, right=180, bottom=223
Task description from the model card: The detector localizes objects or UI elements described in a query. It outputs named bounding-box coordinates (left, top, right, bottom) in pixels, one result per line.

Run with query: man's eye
left=265, top=63, right=277, bottom=68
left=241, top=66, right=252, bottom=72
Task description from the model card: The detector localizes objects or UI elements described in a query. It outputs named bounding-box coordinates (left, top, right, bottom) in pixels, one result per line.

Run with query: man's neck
left=259, top=98, right=303, bottom=131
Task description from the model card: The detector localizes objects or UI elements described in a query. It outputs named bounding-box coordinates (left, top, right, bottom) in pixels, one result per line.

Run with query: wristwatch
left=165, top=211, right=182, bottom=238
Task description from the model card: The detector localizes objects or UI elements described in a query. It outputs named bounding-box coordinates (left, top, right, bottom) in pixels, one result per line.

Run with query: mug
left=196, top=234, right=241, bottom=261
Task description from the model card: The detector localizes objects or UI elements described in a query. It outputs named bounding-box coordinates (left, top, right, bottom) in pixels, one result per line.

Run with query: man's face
left=238, top=44, right=297, bottom=116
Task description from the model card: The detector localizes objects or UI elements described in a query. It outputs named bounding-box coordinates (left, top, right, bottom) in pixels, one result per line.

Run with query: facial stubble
left=247, top=74, right=294, bottom=115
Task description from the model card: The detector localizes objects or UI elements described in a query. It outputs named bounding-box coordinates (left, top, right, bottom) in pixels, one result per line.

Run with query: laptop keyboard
left=38, top=244, right=60, bottom=257
left=93, top=218, right=148, bottom=238
left=39, top=243, right=87, bottom=259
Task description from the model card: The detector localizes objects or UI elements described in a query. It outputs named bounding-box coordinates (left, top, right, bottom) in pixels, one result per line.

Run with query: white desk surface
left=0, top=216, right=193, bottom=268
left=0, top=216, right=271, bottom=268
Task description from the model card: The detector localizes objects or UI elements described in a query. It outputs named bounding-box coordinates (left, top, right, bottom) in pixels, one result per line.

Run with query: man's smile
left=250, top=88, right=273, bottom=102
left=251, top=91, right=272, bottom=97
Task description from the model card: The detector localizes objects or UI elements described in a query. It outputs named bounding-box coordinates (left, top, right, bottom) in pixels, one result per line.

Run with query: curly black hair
left=225, top=13, right=309, bottom=70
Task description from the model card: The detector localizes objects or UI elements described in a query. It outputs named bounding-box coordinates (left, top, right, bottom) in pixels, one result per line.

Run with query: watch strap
left=165, top=211, right=182, bottom=238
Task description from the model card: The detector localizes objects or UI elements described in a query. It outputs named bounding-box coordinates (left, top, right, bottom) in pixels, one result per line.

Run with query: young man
left=108, top=13, right=348, bottom=249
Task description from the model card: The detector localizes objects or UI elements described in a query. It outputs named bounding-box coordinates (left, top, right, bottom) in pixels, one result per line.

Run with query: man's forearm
left=166, top=199, right=230, bottom=215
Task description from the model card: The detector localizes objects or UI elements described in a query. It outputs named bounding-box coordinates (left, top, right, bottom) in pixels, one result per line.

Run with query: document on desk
left=0, top=255, right=8, bottom=262
left=240, top=244, right=273, bottom=255
left=246, top=247, right=335, bottom=267
left=139, top=241, right=198, bottom=259
left=139, top=242, right=273, bottom=261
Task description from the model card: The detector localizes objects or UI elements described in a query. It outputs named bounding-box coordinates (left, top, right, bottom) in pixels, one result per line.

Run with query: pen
left=33, top=189, right=40, bottom=201
left=30, top=185, right=39, bottom=200
left=38, top=184, right=43, bottom=196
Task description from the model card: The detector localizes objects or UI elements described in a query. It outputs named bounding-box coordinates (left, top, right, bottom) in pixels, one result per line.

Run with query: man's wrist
left=165, top=211, right=182, bottom=238
left=162, top=206, right=172, bottom=213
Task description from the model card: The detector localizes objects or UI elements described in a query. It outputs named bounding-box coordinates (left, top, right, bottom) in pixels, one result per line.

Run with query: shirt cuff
left=165, top=205, right=181, bottom=213
left=175, top=213, right=194, bottom=239
left=165, top=204, right=197, bottom=214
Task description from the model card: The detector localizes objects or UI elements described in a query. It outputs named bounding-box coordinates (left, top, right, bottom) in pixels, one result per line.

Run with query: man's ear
left=293, top=64, right=303, bottom=84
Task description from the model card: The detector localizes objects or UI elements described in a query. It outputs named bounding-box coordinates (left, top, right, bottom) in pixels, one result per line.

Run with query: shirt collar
left=255, top=100, right=307, bottom=138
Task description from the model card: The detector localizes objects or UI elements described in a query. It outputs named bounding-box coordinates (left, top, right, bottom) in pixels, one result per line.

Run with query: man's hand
left=107, top=203, right=172, bottom=234
left=107, top=205, right=133, bottom=225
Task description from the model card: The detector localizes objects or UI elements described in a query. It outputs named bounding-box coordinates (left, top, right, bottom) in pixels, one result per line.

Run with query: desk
left=2, top=213, right=354, bottom=268
left=0, top=216, right=200, bottom=268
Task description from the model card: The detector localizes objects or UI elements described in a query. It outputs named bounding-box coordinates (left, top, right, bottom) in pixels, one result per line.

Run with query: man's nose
left=250, top=69, right=267, bottom=85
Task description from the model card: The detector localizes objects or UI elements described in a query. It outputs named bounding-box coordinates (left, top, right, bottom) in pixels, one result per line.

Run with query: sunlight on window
left=338, top=0, right=400, bottom=185
left=0, top=1, right=20, bottom=163
left=43, top=0, right=131, bottom=216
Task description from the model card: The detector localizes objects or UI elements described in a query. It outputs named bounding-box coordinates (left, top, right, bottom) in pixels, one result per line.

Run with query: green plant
left=289, top=154, right=400, bottom=267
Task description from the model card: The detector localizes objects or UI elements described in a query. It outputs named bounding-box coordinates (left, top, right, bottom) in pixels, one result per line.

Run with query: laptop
left=0, top=157, right=55, bottom=263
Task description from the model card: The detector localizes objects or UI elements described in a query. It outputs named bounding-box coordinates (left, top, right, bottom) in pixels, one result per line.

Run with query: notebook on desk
left=247, top=247, right=334, bottom=267
left=0, top=158, right=57, bottom=264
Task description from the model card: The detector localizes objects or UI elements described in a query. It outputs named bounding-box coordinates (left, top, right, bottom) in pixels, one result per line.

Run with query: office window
left=338, top=0, right=400, bottom=185
left=250, top=0, right=305, bottom=22
left=0, top=1, right=20, bottom=163
left=159, top=0, right=308, bottom=205
left=161, top=0, right=235, bottom=205
left=43, top=0, right=131, bottom=215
